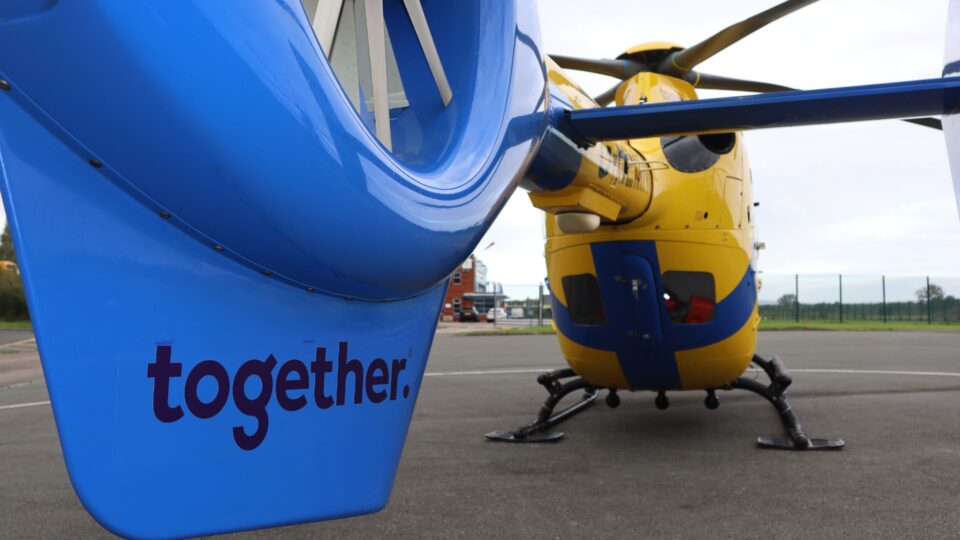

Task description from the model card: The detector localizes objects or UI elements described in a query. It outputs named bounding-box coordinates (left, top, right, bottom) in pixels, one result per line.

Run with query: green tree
left=0, top=223, right=28, bottom=320
left=916, top=283, right=945, bottom=302
left=777, top=294, right=797, bottom=308
left=0, top=223, right=14, bottom=263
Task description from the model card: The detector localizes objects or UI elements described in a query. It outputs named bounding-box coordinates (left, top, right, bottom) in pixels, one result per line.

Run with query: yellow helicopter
left=487, top=0, right=945, bottom=449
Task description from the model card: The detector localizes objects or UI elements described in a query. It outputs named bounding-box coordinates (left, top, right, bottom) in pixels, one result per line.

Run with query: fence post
left=538, top=283, right=544, bottom=326
left=926, top=276, right=932, bottom=325
left=794, top=274, right=800, bottom=322
left=839, top=274, right=844, bottom=323
left=493, top=282, right=499, bottom=327
left=882, top=275, right=887, bottom=324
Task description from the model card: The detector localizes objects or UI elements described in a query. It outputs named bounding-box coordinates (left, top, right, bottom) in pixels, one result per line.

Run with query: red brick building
left=440, top=255, right=500, bottom=321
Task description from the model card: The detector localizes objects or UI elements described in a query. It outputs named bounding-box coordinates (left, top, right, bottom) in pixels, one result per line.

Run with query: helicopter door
left=724, top=176, right=744, bottom=227
left=622, top=255, right=663, bottom=348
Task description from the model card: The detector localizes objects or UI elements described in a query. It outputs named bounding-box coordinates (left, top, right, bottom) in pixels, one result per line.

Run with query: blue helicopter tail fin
left=0, top=1, right=545, bottom=538
left=0, top=92, right=447, bottom=537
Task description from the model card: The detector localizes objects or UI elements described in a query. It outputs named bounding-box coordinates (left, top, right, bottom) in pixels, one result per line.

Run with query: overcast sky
left=1, top=1, right=953, bottom=301
left=479, top=0, right=960, bottom=299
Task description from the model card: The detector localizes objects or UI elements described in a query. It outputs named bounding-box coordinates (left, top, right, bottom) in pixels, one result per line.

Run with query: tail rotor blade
left=308, top=0, right=345, bottom=57
left=663, top=0, right=819, bottom=74
left=402, top=0, right=453, bottom=105
left=364, top=0, right=392, bottom=150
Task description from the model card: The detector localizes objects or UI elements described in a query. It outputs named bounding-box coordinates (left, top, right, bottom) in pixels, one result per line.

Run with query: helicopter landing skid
left=726, top=354, right=845, bottom=451
left=485, top=368, right=599, bottom=443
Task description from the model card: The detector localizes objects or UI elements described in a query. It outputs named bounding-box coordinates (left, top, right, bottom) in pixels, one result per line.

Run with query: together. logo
left=147, top=341, right=410, bottom=450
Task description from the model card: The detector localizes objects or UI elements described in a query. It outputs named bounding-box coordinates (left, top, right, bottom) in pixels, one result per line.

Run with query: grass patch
left=458, top=325, right=556, bottom=336
left=459, top=320, right=960, bottom=335
left=760, top=319, right=960, bottom=332
left=0, top=320, right=31, bottom=330
left=458, top=319, right=960, bottom=336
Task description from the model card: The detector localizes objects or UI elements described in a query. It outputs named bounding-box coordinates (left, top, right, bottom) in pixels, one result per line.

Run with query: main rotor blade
left=550, top=54, right=642, bottom=79
left=693, top=72, right=795, bottom=93
left=663, top=0, right=819, bottom=74
left=905, top=117, right=943, bottom=129
left=594, top=75, right=793, bottom=108
left=593, top=81, right=622, bottom=107
left=562, top=77, right=960, bottom=143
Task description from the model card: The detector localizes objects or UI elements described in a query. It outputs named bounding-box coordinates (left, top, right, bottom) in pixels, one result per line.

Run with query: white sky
left=479, top=0, right=960, bottom=299
left=2, top=1, right=953, bottom=301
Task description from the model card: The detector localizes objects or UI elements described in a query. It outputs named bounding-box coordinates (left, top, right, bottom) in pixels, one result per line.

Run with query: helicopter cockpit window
left=662, top=271, right=716, bottom=324
left=562, top=274, right=607, bottom=326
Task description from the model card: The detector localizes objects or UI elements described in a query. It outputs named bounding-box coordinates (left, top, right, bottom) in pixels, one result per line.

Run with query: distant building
left=440, top=255, right=503, bottom=321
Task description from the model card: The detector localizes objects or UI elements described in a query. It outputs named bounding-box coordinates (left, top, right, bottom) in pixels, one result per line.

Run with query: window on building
left=453, top=272, right=461, bottom=285
left=452, top=297, right=461, bottom=314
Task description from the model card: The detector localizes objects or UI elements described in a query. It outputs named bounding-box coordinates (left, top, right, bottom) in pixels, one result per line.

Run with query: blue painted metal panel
left=0, top=0, right=546, bottom=537
left=520, top=85, right=583, bottom=191
left=0, top=0, right=548, bottom=300
left=622, top=255, right=663, bottom=348
left=563, top=77, right=960, bottom=143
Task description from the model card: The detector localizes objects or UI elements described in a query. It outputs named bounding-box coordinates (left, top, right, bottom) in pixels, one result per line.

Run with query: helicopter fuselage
left=534, top=63, right=759, bottom=392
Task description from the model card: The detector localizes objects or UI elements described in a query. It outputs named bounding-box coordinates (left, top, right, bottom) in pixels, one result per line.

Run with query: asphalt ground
left=1, top=331, right=959, bottom=539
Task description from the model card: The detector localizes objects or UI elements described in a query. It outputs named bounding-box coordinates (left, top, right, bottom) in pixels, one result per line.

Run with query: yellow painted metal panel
left=529, top=188, right=622, bottom=221
left=655, top=241, right=749, bottom=302
left=674, top=306, right=759, bottom=390
left=555, top=332, right=629, bottom=390
left=546, top=242, right=596, bottom=307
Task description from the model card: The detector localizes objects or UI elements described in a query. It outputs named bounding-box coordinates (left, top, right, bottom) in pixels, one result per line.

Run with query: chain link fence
left=495, top=275, right=960, bottom=327
left=759, top=274, right=960, bottom=323
left=490, top=284, right=552, bottom=327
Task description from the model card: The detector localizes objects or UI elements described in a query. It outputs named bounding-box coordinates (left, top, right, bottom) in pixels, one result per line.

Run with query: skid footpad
left=485, top=431, right=565, bottom=443
left=757, top=436, right=845, bottom=450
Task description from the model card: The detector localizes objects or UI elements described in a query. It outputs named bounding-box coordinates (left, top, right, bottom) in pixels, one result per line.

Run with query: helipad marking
left=424, top=367, right=960, bottom=378
left=789, top=368, right=960, bottom=378
left=2, top=368, right=959, bottom=412
left=0, top=400, right=50, bottom=411
left=424, top=368, right=549, bottom=377
left=0, top=337, right=36, bottom=350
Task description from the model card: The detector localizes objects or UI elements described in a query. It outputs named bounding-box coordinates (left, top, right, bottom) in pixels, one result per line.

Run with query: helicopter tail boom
left=561, top=77, right=960, bottom=144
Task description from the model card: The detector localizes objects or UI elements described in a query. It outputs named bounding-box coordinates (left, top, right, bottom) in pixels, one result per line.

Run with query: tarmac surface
left=1, top=330, right=959, bottom=538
